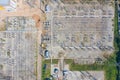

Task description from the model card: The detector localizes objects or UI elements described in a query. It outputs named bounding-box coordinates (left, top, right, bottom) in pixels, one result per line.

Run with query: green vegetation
left=35, top=42, right=39, bottom=80
left=64, top=59, right=74, bottom=64
left=0, top=64, right=3, bottom=69
left=44, top=59, right=58, bottom=64
left=34, top=61, right=37, bottom=78
left=114, top=1, right=120, bottom=80
left=42, top=59, right=58, bottom=80
left=42, top=65, right=50, bottom=80
left=114, top=2, right=119, bottom=50
left=65, top=56, right=117, bottom=80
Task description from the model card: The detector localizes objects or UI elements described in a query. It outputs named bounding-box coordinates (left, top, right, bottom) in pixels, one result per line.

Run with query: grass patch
left=114, top=2, right=120, bottom=80
left=44, top=59, right=58, bottom=64
left=65, top=55, right=117, bottom=80
left=41, top=59, right=58, bottom=80
left=42, top=60, right=51, bottom=80
left=64, top=59, right=74, bottom=64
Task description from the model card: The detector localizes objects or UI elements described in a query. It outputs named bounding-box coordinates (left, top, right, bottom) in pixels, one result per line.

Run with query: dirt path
left=37, top=28, right=42, bottom=80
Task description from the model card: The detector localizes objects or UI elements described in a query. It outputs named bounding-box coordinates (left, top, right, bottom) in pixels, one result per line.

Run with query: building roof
left=0, top=0, right=10, bottom=6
